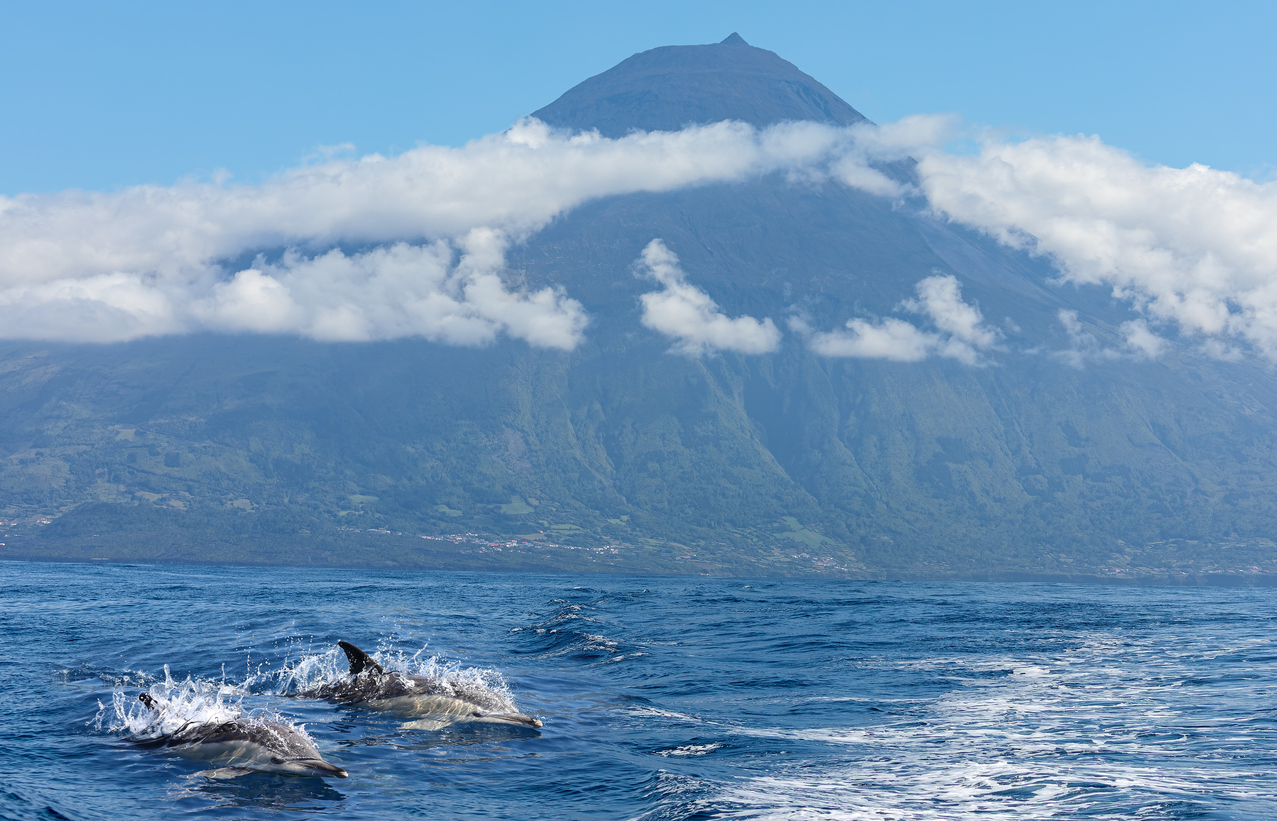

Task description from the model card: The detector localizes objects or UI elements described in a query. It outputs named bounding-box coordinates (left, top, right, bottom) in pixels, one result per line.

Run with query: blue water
left=3, top=562, right=1277, bottom=819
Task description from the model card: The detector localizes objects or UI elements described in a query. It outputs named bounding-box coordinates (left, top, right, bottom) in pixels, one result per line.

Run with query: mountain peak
left=532, top=37, right=866, bottom=138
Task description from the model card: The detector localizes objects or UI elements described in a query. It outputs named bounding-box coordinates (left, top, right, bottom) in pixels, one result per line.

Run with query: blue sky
left=1, top=0, right=1273, bottom=194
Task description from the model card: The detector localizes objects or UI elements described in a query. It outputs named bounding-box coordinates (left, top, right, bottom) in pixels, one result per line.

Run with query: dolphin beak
left=478, top=712, right=543, bottom=728
left=507, top=714, right=543, bottom=728
left=303, top=759, right=349, bottom=778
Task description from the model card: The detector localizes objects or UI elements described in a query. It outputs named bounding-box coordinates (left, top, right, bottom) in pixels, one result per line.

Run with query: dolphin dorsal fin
left=338, top=641, right=385, bottom=676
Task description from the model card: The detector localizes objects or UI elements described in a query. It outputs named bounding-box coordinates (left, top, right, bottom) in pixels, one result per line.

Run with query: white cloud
left=1201, top=338, right=1243, bottom=361
left=1120, top=318, right=1166, bottom=360
left=201, top=268, right=300, bottom=335
left=0, top=272, right=184, bottom=342
left=0, top=117, right=936, bottom=345
left=804, top=274, right=998, bottom=365
left=918, top=134, right=1277, bottom=359
left=828, top=114, right=956, bottom=197
left=901, top=273, right=1000, bottom=364
left=1056, top=309, right=1168, bottom=367
left=201, top=229, right=587, bottom=348
left=807, top=316, right=937, bottom=361
left=1054, top=309, right=1120, bottom=368
left=0, top=229, right=588, bottom=348
left=636, top=239, right=780, bottom=355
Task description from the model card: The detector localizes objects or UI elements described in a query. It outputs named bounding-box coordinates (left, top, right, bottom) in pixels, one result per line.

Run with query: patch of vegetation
left=776, top=516, right=833, bottom=549
left=499, top=496, right=534, bottom=515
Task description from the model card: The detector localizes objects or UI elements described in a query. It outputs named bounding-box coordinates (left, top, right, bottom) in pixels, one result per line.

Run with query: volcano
left=4, top=36, right=1275, bottom=581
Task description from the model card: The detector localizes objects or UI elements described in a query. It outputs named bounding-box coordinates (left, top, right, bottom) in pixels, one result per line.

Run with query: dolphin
left=296, top=641, right=542, bottom=730
left=130, top=693, right=348, bottom=779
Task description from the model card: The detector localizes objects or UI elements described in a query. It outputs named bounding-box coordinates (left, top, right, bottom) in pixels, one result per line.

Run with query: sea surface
left=3, top=561, right=1277, bottom=820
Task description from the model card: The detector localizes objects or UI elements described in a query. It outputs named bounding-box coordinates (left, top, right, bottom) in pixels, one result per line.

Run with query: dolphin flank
left=129, top=693, right=348, bottom=779
left=296, top=641, right=543, bottom=730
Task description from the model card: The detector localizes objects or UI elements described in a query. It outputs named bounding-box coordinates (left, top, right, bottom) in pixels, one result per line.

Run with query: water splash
left=92, top=665, right=314, bottom=750
left=270, top=644, right=520, bottom=714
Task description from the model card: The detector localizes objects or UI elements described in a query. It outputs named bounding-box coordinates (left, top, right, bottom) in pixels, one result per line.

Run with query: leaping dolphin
left=296, top=641, right=543, bottom=730
left=130, top=693, right=348, bottom=779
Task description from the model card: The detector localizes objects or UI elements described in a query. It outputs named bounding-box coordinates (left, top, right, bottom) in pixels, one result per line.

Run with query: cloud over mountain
left=0, top=118, right=910, bottom=345
left=802, top=274, right=999, bottom=365
left=636, top=239, right=780, bottom=355
left=921, top=134, right=1277, bottom=358
left=1, top=112, right=1275, bottom=360
left=195, top=231, right=588, bottom=348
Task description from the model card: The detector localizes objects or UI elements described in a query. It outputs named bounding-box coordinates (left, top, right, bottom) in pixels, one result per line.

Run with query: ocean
left=2, top=560, right=1275, bottom=819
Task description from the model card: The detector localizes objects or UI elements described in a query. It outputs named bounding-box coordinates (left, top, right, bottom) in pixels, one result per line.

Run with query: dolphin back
left=338, top=641, right=385, bottom=676
left=130, top=694, right=348, bottom=778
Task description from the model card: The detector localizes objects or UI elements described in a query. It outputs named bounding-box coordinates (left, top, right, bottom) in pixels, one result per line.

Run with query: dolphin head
left=270, top=756, right=349, bottom=778
left=512, top=714, right=544, bottom=729
left=477, top=711, right=543, bottom=729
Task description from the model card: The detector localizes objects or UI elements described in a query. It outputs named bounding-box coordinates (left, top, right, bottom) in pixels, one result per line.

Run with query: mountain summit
left=533, top=34, right=868, bottom=136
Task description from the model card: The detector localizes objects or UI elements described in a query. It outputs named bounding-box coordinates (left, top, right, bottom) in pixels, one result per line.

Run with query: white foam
left=656, top=742, right=723, bottom=757
left=702, top=631, right=1270, bottom=819
left=629, top=705, right=707, bottom=723
left=272, top=643, right=521, bottom=715
left=95, top=665, right=313, bottom=748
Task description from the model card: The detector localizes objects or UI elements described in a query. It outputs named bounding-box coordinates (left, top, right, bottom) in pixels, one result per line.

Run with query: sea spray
left=93, top=664, right=316, bottom=753
left=272, top=643, right=520, bottom=714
